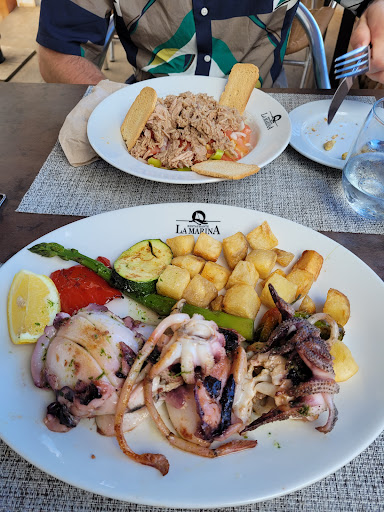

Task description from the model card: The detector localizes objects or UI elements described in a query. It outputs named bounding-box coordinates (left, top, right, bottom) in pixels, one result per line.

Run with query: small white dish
left=289, top=99, right=372, bottom=169
left=87, top=76, right=291, bottom=184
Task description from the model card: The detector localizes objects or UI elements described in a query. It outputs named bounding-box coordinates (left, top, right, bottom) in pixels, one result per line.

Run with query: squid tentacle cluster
left=242, top=284, right=339, bottom=435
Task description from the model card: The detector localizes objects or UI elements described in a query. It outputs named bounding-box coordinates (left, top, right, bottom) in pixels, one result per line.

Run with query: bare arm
left=38, top=45, right=106, bottom=85
left=350, top=0, right=384, bottom=83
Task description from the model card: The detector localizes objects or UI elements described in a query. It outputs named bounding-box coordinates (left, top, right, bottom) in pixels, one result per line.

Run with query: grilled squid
left=116, top=311, right=257, bottom=475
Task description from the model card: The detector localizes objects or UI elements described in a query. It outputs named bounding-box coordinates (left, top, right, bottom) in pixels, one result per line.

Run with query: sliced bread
left=219, top=63, right=259, bottom=115
left=120, top=87, right=157, bottom=151
left=191, top=160, right=260, bottom=180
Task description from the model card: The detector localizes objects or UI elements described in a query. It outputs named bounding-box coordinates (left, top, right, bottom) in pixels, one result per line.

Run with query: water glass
left=342, top=98, right=384, bottom=220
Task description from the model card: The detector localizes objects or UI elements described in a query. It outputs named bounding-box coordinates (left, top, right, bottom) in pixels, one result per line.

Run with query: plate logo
left=261, top=111, right=282, bottom=130
left=176, top=210, right=221, bottom=235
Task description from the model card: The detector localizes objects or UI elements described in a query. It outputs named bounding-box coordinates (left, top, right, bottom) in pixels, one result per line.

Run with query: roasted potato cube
left=299, top=295, right=316, bottom=315
left=246, top=221, right=278, bottom=250
left=201, top=261, right=230, bottom=291
left=227, top=261, right=259, bottom=288
left=273, top=248, right=294, bottom=267
left=261, top=269, right=286, bottom=287
left=156, top=265, right=190, bottom=300
left=330, top=340, right=358, bottom=382
left=223, top=284, right=261, bottom=320
left=246, top=249, right=277, bottom=279
left=323, top=288, right=350, bottom=326
left=166, top=235, right=194, bottom=257
left=193, top=232, right=222, bottom=261
left=286, top=268, right=314, bottom=299
left=292, top=250, right=323, bottom=281
left=223, top=232, right=248, bottom=269
left=260, top=274, right=298, bottom=309
left=210, top=295, right=224, bottom=311
left=183, top=274, right=218, bottom=308
left=172, top=254, right=205, bottom=277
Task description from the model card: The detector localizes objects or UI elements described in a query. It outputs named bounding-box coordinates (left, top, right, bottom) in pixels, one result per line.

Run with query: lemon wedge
left=330, top=339, right=359, bottom=382
left=7, top=270, right=60, bottom=344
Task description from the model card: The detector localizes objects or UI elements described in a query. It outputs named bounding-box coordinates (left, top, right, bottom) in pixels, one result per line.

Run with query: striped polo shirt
left=37, top=0, right=302, bottom=87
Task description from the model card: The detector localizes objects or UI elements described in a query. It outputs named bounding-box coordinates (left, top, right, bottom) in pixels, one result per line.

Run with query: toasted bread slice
left=219, top=63, right=259, bottom=115
left=191, top=160, right=260, bottom=180
left=121, top=87, right=157, bottom=151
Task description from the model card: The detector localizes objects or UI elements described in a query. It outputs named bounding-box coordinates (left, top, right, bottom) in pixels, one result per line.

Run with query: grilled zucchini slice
left=111, top=239, right=173, bottom=295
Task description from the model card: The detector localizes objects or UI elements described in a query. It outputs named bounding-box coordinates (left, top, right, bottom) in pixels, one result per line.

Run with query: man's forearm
left=38, top=45, right=106, bottom=85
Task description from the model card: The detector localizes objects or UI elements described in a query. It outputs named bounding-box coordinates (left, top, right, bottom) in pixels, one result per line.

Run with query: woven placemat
left=16, top=94, right=384, bottom=235
left=1, top=433, right=383, bottom=512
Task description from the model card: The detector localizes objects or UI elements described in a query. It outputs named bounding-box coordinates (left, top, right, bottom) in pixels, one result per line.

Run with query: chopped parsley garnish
left=298, top=405, right=310, bottom=416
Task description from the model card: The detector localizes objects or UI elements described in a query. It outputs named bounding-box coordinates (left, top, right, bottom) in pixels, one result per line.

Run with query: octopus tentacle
left=291, top=379, right=340, bottom=397
left=261, top=320, right=296, bottom=352
left=297, top=340, right=335, bottom=377
left=241, top=405, right=303, bottom=433
left=316, top=394, right=338, bottom=433
left=269, top=284, right=295, bottom=320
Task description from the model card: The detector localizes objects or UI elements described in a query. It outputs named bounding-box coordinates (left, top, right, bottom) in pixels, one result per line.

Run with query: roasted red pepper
left=50, top=265, right=122, bottom=315
left=96, top=256, right=112, bottom=268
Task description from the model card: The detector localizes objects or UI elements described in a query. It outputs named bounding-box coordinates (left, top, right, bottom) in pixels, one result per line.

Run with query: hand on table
left=350, top=0, right=384, bottom=84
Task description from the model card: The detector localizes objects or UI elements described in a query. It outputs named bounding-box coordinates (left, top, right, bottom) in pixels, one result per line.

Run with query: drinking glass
left=342, top=98, right=384, bottom=220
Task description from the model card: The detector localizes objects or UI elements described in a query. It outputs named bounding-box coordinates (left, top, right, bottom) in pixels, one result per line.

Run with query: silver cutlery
left=328, top=45, right=371, bottom=125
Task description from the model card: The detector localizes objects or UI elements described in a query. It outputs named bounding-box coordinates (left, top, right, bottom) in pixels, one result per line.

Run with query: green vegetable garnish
left=28, top=243, right=113, bottom=283
left=148, top=157, right=162, bottom=168
left=176, top=167, right=191, bottom=171
left=209, top=149, right=224, bottom=160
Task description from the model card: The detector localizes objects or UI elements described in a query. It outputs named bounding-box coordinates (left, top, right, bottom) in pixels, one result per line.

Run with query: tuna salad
left=130, top=92, right=253, bottom=170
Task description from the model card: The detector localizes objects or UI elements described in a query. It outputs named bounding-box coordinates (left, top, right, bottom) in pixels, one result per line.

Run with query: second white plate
left=289, top=99, right=373, bottom=169
left=87, top=76, right=291, bottom=184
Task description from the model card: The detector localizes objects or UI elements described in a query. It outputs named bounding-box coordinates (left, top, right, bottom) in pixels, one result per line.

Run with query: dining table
left=0, top=82, right=383, bottom=512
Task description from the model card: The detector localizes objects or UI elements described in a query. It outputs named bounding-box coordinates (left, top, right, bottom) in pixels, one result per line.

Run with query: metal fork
left=334, top=45, right=371, bottom=80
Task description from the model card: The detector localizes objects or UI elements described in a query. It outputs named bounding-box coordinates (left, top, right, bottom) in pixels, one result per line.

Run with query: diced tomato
left=221, top=153, right=236, bottom=161
left=151, top=146, right=160, bottom=155
left=96, top=256, right=112, bottom=268
left=224, top=124, right=253, bottom=160
left=243, top=124, right=252, bottom=137
left=50, top=265, right=122, bottom=316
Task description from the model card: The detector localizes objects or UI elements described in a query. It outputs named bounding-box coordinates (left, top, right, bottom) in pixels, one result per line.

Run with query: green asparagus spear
left=127, top=292, right=177, bottom=317
left=28, top=243, right=113, bottom=283
left=182, top=304, right=254, bottom=341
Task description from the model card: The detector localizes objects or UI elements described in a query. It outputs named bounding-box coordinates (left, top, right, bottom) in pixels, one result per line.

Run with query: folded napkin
left=59, top=80, right=127, bottom=167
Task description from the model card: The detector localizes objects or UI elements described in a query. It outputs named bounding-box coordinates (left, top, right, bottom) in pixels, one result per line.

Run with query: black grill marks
left=218, top=328, right=239, bottom=353
left=46, top=402, right=78, bottom=429
left=74, top=382, right=102, bottom=405
left=203, top=376, right=221, bottom=399
left=217, top=374, right=235, bottom=435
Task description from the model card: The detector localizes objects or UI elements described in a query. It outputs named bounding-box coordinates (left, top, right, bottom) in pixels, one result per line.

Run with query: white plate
left=1, top=203, right=383, bottom=508
left=87, top=76, right=291, bottom=184
left=289, top=99, right=372, bottom=169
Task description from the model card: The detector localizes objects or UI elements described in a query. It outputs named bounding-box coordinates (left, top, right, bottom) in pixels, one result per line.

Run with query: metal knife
left=327, top=76, right=353, bottom=125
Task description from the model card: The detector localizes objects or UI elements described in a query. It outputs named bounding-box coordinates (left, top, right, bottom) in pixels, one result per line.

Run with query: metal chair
left=97, top=13, right=116, bottom=70
left=286, top=2, right=331, bottom=89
